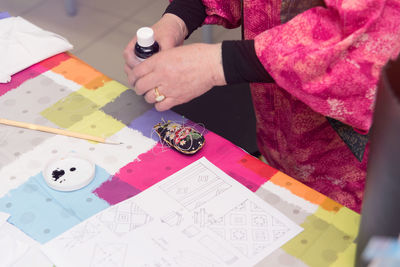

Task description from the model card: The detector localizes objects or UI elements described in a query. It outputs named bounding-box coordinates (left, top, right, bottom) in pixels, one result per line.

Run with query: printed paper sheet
left=42, top=157, right=303, bottom=267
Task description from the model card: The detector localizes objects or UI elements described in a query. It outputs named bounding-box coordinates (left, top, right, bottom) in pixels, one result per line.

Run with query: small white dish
left=42, top=153, right=95, bottom=191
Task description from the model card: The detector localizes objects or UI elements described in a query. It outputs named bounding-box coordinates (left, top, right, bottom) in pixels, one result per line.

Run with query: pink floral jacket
left=201, top=0, right=400, bottom=212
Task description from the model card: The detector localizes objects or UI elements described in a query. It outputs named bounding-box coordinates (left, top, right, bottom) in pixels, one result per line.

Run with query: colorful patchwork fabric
left=153, top=121, right=205, bottom=154
left=0, top=50, right=361, bottom=266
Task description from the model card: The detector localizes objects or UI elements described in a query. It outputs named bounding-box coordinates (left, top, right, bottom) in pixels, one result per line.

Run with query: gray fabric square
left=255, top=187, right=311, bottom=225
left=101, top=89, right=152, bottom=125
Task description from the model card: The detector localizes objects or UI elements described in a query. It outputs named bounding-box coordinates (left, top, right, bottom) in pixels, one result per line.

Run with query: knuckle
left=144, top=92, right=152, bottom=102
left=155, top=104, right=163, bottom=111
left=135, top=80, right=146, bottom=95
left=156, top=101, right=169, bottom=112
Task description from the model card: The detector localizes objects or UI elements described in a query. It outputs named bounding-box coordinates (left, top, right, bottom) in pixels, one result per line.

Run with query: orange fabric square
left=238, top=154, right=278, bottom=179
left=51, top=56, right=104, bottom=86
left=270, top=172, right=327, bottom=205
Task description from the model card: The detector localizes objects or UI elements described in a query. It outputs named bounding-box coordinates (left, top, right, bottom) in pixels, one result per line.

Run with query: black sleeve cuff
left=164, top=0, right=207, bottom=38
left=222, top=40, right=274, bottom=84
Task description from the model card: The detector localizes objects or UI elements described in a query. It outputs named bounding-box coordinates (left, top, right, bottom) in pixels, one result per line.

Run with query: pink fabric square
left=117, top=131, right=269, bottom=192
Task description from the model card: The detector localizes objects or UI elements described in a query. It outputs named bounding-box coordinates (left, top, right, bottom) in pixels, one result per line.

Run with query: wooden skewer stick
left=0, top=118, right=121, bottom=145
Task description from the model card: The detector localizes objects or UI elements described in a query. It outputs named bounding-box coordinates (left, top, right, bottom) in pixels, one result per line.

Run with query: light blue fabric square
left=0, top=165, right=111, bottom=243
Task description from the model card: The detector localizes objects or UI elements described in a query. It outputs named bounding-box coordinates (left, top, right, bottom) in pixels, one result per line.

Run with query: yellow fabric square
left=283, top=215, right=353, bottom=267
left=301, top=224, right=352, bottom=266
left=283, top=215, right=330, bottom=257
left=68, top=110, right=125, bottom=140
left=77, top=80, right=128, bottom=107
left=41, top=92, right=99, bottom=128
left=331, top=243, right=356, bottom=267
left=314, top=206, right=360, bottom=238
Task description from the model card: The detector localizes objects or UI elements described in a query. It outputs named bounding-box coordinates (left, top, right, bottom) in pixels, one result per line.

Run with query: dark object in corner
left=327, top=117, right=369, bottom=162
left=356, top=57, right=400, bottom=267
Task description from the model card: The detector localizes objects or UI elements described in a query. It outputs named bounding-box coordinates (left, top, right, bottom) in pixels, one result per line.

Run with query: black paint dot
left=240, top=158, right=248, bottom=163
left=286, top=182, right=292, bottom=186
left=165, top=166, right=171, bottom=171
left=52, top=169, right=65, bottom=181
left=90, top=125, right=96, bottom=129
left=301, top=239, right=308, bottom=244
left=46, top=198, right=52, bottom=202
left=5, top=202, right=12, bottom=208
left=126, top=102, right=132, bottom=106
left=86, top=198, right=92, bottom=202
left=10, top=176, right=16, bottom=180
left=126, top=145, right=132, bottom=149
left=18, top=130, right=24, bottom=134
left=26, top=91, right=31, bottom=94
left=127, top=169, right=133, bottom=173
left=70, top=167, right=76, bottom=172
left=343, top=235, right=350, bottom=240
left=293, top=209, right=300, bottom=214
left=52, top=150, right=58, bottom=154
left=14, top=152, right=20, bottom=157
left=60, top=88, right=65, bottom=92
left=57, top=107, right=63, bottom=111
left=43, top=228, right=50, bottom=234
left=22, top=110, right=28, bottom=113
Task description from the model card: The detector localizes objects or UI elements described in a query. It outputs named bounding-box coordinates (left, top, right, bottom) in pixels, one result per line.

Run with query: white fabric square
left=0, top=16, right=73, bottom=83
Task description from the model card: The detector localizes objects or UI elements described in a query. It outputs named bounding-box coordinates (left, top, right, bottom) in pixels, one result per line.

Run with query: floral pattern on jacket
left=199, top=0, right=400, bottom=212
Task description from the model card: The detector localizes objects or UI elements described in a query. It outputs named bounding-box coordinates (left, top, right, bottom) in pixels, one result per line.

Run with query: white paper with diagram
left=41, top=157, right=303, bottom=267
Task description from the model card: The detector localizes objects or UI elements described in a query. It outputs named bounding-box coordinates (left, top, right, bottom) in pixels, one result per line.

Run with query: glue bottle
left=135, top=27, right=159, bottom=62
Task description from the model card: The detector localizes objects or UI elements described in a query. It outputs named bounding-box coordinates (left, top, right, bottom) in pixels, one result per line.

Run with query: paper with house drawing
left=41, top=157, right=303, bottom=267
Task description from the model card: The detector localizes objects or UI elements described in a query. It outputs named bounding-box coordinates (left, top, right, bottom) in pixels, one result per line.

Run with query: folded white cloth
left=0, top=16, right=73, bottom=83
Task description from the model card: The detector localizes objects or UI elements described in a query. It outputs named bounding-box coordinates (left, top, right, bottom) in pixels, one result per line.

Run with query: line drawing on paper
left=90, top=242, right=127, bottom=267
left=182, top=225, right=201, bottom=238
left=159, top=162, right=232, bottom=210
left=53, top=220, right=103, bottom=250
left=192, top=208, right=219, bottom=228
left=199, top=235, right=238, bottom=265
left=139, top=257, right=171, bottom=267
left=174, top=250, right=219, bottom=267
left=208, top=199, right=290, bottom=258
left=160, top=211, right=183, bottom=227
left=41, top=158, right=302, bottom=267
left=97, top=199, right=153, bottom=236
